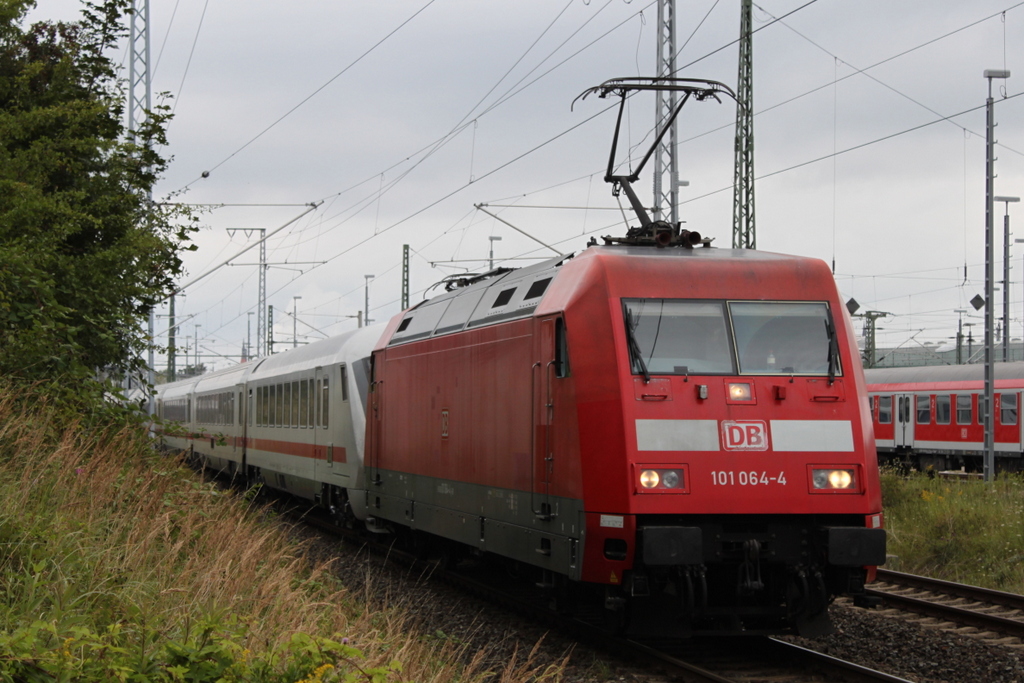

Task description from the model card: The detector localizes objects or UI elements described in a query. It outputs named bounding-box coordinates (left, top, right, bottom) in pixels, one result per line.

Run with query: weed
left=881, top=468, right=1024, bottom=592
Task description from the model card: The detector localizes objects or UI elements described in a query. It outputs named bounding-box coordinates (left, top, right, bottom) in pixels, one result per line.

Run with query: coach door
left=895, top=393, right=914, bottom=449
left=235, top=383, right=245, bottom=456
left=313, top=367, right=334, bottom=478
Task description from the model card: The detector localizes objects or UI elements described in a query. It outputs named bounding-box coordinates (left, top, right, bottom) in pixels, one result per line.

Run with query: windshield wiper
left=824, top=318, right=839, bottom=385
left=625, top=313, right=651, bottom=384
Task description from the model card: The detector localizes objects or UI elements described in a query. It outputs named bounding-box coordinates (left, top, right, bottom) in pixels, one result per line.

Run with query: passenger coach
left=865, top=363, right=1024, bottom=472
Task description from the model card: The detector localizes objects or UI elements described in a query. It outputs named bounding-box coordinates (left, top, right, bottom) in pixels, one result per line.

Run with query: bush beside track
left=0, top=385, right=560, bottom=682
left=880, top=468, right=1024, bottom=594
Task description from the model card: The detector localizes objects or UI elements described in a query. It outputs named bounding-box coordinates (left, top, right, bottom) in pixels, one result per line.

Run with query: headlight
left=638, top=468, right=684, bottom=492
left=728, top=383, right=752, bottom=401
left=812, top=468, right=856, bottom=490
left=640, top=470, right=660, bottom=488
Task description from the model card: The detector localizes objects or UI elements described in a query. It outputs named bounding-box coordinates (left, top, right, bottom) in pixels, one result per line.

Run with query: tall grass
left=0, top=389, right=567, bottom=681
left=880, top=468, right=1024, bottom=593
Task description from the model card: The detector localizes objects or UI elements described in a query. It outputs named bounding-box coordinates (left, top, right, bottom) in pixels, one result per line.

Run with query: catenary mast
left=129, top=0, right=154, bottom=404
left=653, top=0, right=679, bottom=225
left=732, top=0, right=755, bottom=249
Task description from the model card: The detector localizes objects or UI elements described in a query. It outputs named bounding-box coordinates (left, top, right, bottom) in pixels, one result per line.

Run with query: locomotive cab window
left=623, top=300, right=734, bottom=375
left=622, top=299, right=837, bottom=377
left=730, top=301, right=836, bottom=375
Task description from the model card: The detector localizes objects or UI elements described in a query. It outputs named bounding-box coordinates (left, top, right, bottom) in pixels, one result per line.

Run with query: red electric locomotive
left=365, top=240, right=885, bottom=636
left=865, top=362, right=1024, bottom=473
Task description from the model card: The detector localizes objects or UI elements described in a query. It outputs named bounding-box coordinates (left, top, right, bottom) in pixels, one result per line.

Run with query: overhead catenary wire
left=167, top=2, right=1016, bottom=361
left=176, top=0, right=440, bottom=192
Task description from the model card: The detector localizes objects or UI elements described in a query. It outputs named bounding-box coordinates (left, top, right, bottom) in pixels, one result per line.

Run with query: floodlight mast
left=575, top=78, right=737, bottom=244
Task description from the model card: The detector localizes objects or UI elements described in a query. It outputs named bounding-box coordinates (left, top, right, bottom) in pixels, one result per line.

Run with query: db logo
left=722, top=420, right=769, bottom=451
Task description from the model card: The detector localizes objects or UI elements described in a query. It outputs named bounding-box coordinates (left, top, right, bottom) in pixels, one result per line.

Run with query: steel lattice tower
left=402, top=244, right=410, bottom=310
left=258, top=232, right=267, bottom=356
left=732, top=0, right=756, bottom=249
left=129, top=0, right=154, bottom=406
left=128, top=1, right=151, bottom=142
left=652, top=0, right=678, bottom=225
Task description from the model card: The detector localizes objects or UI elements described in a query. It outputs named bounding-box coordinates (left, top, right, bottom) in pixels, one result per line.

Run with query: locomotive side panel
left=367, top=314, right=586, bottom=574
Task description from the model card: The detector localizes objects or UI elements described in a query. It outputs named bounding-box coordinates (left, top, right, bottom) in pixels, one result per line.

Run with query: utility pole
left=653, top=0, right=679, bottom=225
left=226, top=228, right=267, bottom=357
left=732, top=0, right=755, bottom=249
left=488, top=236, right=502, bottom=270
left=402, top=244, right=410, bottom=310
left=167, top=294, right=176, bottom=381
left=364, top=275, right=375, bottom=326
left=984, top=68, right=1010, bottom=482
left=267, top=305, right=274, bottom=355
left=292, top=296, right=302, bottom=349
left=995, top=196, right=1020, bottom=362
left=955, top=309, right=967, bottom=365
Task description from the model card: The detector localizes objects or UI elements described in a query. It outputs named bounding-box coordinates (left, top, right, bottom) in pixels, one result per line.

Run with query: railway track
left=293, top=504, right=911, bottom=683
left=868, top=568, right=1024, bottom=641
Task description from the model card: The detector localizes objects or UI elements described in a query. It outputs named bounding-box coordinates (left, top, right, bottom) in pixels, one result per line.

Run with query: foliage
left=880, top=468, right=1024, bottom=592
left=0, top=0, right=196, bottom=389
left=0, top=384, right=565, bottom=683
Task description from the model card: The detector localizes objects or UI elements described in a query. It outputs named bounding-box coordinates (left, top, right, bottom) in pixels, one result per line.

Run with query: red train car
left=865, top=363, right=1024, bottom=473
left=365, top=242, right=885, bottom=636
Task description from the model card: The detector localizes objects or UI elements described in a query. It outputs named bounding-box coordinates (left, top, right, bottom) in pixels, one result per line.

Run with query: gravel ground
left=289, top=519, right=1024, bottom=683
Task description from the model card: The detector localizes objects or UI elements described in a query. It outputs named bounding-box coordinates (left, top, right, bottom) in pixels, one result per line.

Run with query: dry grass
left=0, top=389, right=567, bottom=681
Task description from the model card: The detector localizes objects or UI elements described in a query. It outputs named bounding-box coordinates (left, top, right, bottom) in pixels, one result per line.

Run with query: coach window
left=272, top=384, right=279, bottom=427
left=322, top=377, right=330, bottom=428
left=916, top=395, right=931, bottom=424
left=299, top=380, right=308, bottom=428
left=291, top=381, right=300, bottom=428
left=878, top=395, right=892, bottom=424
left=341, top=366, right=349, bottom=402
left=935, top=395, right=951, bottom=424
left=956, top=395, right=972, bottom=425
left=1001, top=393, right=1018, bottom=425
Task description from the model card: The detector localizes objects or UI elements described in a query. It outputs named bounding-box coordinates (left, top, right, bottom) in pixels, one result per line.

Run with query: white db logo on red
left=721, top=420, right=769, bottom=451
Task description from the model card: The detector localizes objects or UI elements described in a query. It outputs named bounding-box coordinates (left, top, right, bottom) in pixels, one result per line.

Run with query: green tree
left=0, top=0, right=194, bottom=392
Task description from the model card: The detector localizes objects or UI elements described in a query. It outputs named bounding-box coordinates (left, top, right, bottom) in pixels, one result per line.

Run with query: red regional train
left=865, top=363, right=1024, bottom=473
left=155, top=239, right=886, bottom=637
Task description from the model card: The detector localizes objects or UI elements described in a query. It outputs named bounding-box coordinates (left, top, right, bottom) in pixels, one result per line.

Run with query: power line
left=680, top=94, right=1023, bottom=207
left=176, top=0, right=440, bottom=192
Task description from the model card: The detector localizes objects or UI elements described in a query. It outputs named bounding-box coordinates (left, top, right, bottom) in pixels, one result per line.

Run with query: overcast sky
left=30, top=0, right=1024, bottom=370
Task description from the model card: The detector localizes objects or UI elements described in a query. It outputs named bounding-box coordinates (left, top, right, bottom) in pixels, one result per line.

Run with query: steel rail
left=869, top=569, right=1024, bottom=638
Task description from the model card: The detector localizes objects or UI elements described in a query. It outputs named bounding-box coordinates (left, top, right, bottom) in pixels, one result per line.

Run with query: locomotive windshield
left=623, top=299, right=838, bottom=376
